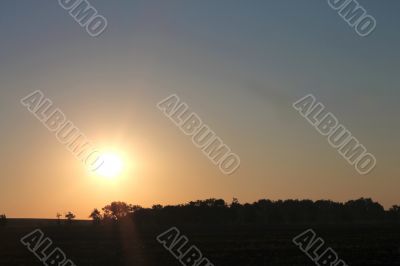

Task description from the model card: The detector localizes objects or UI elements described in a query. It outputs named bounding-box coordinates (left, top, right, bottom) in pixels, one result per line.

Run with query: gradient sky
left=1, top=0, right=399, bottom=218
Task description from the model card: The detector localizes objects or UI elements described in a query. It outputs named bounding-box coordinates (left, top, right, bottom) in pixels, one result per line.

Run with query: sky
left=1, top=0, right=399, bottom=218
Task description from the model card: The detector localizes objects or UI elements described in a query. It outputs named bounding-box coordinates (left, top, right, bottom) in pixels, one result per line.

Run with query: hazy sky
left=1, top=0, right=399, bottom=218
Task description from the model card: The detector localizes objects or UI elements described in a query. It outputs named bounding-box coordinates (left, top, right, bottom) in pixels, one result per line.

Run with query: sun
left=95, top=153, right=123, bottom=178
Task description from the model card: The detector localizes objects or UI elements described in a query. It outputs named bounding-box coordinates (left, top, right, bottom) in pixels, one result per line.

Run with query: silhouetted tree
left=56, top=213, right=62, bottom=225
left=388, top=205, right=400, bottom=221
left=344, top=198, right=385, bottom=222
left=129, top=204, right=143, bottom=212
left=65, top=212, right=76, bottom=223
left=89, top=209, right=102, bottom=224
left=0, top=214, right=6, bottom=226
left=102, top=202, right=137, bottom=221
left=152, top=204, right=163, bottom=210
left=231, top=198, right=240, bottom=207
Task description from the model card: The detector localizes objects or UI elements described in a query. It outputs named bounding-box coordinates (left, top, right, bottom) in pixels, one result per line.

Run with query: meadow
left=1, top=219, right=400, bottom=266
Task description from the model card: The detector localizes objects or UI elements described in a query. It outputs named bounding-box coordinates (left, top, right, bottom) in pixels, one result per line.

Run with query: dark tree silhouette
left=89, top=209, right=102, bottom=224
left=56, top=213, right=62, bottom=225
left=65, top=211, right=76, bottom=223
left=0, top=214, right=6, bottom=226
left=95, top=198, right=400, bottom=227
left=388, top=205, right=400, bottom=221
left=102, top=201, right=141, bottom=221
left=127, top=198, right=398, bottom=227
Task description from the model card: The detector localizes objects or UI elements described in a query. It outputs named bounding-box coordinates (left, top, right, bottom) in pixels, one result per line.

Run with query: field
left=1, top=219, right=400, bottom=266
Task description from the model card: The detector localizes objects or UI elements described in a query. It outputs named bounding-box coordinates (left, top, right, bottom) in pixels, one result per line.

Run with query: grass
left=1, top=219, right=400, bottom=265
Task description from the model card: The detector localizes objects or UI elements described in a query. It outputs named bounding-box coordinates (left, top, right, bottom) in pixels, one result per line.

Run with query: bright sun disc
left=95, top=153, right=123, bottom=178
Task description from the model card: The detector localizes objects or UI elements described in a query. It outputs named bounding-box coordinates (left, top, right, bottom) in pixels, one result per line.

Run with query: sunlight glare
left=95, top=153, right=123, bottom=178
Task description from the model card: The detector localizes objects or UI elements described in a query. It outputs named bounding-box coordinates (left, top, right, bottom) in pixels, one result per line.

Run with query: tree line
left=1, top=198, right=400, bottom=226
left=89, top=198, right=400, bottom=226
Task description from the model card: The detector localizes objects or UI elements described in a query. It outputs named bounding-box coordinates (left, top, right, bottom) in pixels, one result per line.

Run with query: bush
left=0, top=214, right=7, bottom=226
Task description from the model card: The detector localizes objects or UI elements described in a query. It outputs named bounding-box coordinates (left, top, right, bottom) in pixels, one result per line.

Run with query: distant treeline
left=86, top=198, right=400, bottom=226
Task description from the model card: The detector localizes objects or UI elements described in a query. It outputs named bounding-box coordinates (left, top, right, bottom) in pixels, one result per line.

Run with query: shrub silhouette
left=56, top=213, right=62, bottom=225
left=0, top=214, right=6, bottom=226
left=65, top=211, right=76, bottom=223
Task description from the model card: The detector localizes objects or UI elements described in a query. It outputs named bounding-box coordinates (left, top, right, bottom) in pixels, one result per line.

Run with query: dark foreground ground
left=0, top=219, right=400, bottom=266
